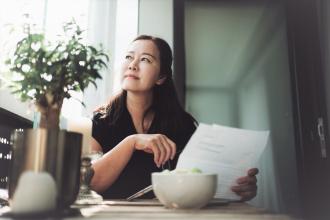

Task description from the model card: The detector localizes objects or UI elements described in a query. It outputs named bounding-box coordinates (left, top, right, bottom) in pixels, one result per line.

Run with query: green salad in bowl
left=161, top=168, right=203, bottom=174
left=152, top=168, right=217, bottom=209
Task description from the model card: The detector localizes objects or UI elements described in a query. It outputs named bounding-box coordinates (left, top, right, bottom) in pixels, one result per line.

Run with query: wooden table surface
left=0, top=199, right=300, bottom=219
left=65, top=200, right=300, bottom=220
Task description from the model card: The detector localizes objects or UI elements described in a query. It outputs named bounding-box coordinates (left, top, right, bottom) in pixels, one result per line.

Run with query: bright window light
left=0, top=0, right=139, bottom=119
left=45, top=0, right=89, bottom=43
left=0, top=0, right=88, bottom=119
left=44, top=0, right=89, bottom=118
left=113, top=0, right=139, bottom=93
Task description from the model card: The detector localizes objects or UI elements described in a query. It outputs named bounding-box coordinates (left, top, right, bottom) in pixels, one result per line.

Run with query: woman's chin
left=121, top=82, right=137, bottom=91
left=122, top=86, right=141, bottom=93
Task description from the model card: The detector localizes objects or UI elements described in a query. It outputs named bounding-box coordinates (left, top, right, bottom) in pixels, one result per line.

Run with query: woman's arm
left=91, top=134, right=176, bottom=193
left=90, top=135, right=135, bottom=193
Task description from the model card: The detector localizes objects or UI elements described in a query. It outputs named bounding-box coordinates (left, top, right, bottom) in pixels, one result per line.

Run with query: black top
left=92, top=105, right=196, bottom=199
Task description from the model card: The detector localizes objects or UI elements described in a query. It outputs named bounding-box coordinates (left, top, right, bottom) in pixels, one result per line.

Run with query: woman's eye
left=141, top=57, right=151, bottom=63
left=125, top=55, right=133, bottom=60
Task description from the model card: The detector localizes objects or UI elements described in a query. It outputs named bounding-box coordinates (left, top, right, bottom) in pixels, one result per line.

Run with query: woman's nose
left=128, top=61, right=138, bottom=71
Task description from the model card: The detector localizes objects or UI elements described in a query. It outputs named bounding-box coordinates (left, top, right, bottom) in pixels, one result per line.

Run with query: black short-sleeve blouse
left=92, top=106, right=196, bottom=199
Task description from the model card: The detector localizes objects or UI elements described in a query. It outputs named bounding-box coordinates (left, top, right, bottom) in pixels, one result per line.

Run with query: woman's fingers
left=165, top=137, right=176, bottom=160
left=232, top=168, right=259, bottom=201
left=236, top=168, right=258, bottom=184
left=155, top=138, right=166, bottom=166
left=151, top=135, right=176, bottom=167
left=134, top=134, right=177, bottom=167
left=160, top=135, right=174, bottom=162
left=150, top=143, right=161, bottom=167
left=236, top=175, right=257, bottom=185
left=231, top=184, right=257, bottom=201
left=231, top=184, right=257, bottom=193
left=160, top=135, right=177, bottom=163
left=248, top=168, right=259, bottom=176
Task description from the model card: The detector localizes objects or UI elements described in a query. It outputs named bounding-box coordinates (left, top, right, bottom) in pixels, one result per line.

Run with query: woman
left=90, top=35, right=258, bottom=201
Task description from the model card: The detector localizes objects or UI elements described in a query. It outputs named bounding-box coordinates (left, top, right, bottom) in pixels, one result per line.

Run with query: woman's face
left=121, top=39, right=164, bottom=93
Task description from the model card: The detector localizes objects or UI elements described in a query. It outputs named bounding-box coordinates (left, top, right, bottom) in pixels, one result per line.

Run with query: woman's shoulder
left=91, top=106, right=117, bottom=151
left=92, top=109, right=109, bottom=125
left=92, top=94, right=119, bottom=123
left=92, top=94, right=129, bottom=129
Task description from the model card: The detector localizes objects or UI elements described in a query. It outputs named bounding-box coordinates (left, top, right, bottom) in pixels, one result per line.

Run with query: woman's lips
left=125, top=74, right=139, bottom=80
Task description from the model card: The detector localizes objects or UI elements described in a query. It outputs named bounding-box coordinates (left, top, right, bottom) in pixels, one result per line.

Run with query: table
left=66, top=200, right=300, bottom=220
left=0, top=199, right=300, bottom=219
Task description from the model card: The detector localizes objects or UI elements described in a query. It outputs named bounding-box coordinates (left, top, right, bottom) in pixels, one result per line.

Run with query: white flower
left=21, top=64, right=30, bottom=72
left=41, top=73, right=52, bottom=82
left=31, top=42, right=41, bottom=51
left=27, top=89, right=36, bottom=98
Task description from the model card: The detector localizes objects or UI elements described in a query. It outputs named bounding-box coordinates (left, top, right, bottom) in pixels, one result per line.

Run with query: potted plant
left=5, top=20, right=108, bottom=129
left=4, top=20, right=109, bottom=212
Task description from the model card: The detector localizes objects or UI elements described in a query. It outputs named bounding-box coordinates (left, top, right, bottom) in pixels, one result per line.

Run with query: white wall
left=186, top=88, right=238, bottom=126
left=0, top=88, right=33, bottom=120
left=138, top=0, right=173, bottom=48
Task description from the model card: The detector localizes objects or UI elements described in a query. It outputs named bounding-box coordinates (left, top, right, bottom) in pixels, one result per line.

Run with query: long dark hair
left=97, top=35, right=196, bottom=134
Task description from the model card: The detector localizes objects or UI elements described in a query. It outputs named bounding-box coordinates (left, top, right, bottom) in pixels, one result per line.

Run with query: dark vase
left=8, top=128, right=82, bottom=210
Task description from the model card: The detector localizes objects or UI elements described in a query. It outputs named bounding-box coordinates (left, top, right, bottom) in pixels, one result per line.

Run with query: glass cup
left=75, top=151, right=104, bottom=205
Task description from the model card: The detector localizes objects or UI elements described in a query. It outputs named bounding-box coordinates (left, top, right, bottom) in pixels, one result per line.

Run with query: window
left=0, top=0, right=89, bottom=120
left=0, top=0, right=139, bottom=120
left=0, top=0, right=89, bottom=78
left=113, top=0, right=139, bottom=93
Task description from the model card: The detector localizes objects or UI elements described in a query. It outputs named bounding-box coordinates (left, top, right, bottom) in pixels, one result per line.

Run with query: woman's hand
left=231, top=168, right=258, bottom=201
left=131, top=134, right=176, bottom=167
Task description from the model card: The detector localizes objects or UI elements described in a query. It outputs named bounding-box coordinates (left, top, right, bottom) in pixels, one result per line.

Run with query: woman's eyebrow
left=127, top=51, right=157, bottom=60
left=142, top=53, right=156, bottom=60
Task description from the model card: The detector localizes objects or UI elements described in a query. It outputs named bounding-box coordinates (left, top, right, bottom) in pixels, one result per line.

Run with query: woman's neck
left=126, top=91, right=154, bottom=133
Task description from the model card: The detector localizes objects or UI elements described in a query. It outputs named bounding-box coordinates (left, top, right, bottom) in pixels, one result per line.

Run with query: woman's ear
left=156, top=75, right=167, bottom=85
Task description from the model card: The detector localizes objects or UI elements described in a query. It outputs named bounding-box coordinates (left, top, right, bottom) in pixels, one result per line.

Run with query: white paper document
left=176, top=123, right=269, bottom=201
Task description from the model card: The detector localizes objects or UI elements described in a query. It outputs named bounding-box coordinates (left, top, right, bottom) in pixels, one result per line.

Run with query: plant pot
left=8, top=128, right=82, bottom=211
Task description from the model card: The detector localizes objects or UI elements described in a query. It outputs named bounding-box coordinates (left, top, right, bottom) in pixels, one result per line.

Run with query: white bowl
left=151, top=172, right=217, bottom=209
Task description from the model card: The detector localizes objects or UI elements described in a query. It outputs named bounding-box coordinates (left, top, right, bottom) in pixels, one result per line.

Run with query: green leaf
left=4, top=20, right=109, bottom=109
